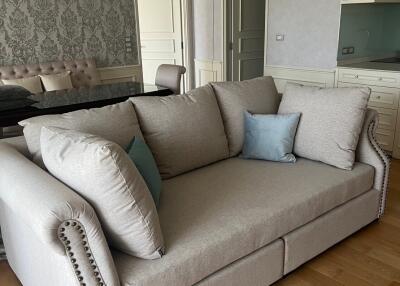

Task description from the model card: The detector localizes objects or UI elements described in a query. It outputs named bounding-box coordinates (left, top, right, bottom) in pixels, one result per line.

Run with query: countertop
left=338, top=61, right=400, bottom=72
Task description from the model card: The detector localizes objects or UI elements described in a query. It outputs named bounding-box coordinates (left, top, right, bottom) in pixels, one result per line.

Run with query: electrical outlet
left=276, top=34, right=284, bottom=41
left=342, top=46, right=355, bottom=55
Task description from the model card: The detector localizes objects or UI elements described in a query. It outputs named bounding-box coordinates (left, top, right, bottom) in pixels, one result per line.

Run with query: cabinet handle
left=376, top=95, right=381, bottom=99
left=355, top=75, right=359, bottom=79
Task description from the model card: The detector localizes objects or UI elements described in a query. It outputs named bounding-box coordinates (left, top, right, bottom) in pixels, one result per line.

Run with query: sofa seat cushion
left=113, top=158, right=374, bottom=286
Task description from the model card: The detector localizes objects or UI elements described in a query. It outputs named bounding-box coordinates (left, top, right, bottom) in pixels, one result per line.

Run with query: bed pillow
left=41, top=127, right=164, bottom=259
left=242, top=111, right=301, bottom=163
left=40, top=71, right=73, bottom=91
left=2, top=76, right=43, bottom=94
left=278, top=83, right=370, bottom=170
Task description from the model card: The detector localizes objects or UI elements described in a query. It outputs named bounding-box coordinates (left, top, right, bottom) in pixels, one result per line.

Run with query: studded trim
left=58, top=220, right=106, bottom=286
left=366, top=118, right=391, bottom=218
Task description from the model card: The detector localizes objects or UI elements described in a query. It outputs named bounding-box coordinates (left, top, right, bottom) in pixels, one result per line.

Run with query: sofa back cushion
left=278, top=83, right=370, bottom=170
left=211, top=76, right=280, bottom=156
left=19, top=101, right=142, bottom=167
left=130, top=85, right=229, bottom=179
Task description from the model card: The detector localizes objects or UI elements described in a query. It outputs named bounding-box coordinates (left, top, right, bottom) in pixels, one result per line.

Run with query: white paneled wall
left=194, top=60, right=224, bottom=87
left=193, top=0, right=225, bottom=87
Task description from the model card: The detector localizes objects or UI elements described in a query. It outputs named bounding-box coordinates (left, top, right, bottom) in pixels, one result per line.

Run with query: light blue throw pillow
left=126, top=137, right=162, bottom=207
left=242, top=111, right=301, bottom=163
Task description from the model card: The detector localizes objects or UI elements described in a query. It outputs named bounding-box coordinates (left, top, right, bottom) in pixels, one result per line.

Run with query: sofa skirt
left=283, top=189, right=380, bottom=274
left=195, top=239, right=284, bottom=286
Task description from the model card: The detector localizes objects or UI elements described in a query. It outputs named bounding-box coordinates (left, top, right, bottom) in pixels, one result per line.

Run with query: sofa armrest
left=0, top=143, right=120, bottom=286
left=356, top=109, right=390, bottom=217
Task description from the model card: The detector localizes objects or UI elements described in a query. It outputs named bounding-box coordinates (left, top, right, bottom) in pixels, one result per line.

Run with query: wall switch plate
left=276, top=34, right=285, bottom=41
left=342, top=46, right=355, bottom=55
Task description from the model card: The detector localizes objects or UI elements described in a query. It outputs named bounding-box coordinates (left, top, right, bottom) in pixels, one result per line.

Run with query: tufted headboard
left=0, top=59, right=101, bottom=88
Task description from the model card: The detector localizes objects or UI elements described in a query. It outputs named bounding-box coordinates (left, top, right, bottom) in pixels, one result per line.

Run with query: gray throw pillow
left=278, top=83, right=370, bottom=170
left=242, top=112, right=301, bottom=163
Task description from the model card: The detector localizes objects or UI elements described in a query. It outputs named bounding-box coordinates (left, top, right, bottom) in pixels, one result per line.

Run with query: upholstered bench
left=0, top=59, right=101, bottom=138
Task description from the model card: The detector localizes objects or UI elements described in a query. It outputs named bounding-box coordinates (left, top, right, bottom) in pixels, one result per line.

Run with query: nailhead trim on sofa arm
left=367, top=118, right=391, bottom=218
left=356, top=109, right=390, bottom=219
left=58, top=220, right=106, bottom=286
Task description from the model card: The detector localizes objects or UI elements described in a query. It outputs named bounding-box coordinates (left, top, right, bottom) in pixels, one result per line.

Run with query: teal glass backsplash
left=338, top=4, right=400, bottom=61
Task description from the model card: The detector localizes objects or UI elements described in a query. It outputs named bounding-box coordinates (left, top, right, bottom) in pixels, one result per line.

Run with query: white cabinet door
left=375, top=128, right=395, bottom=152
left=137, top=0, right=183, bottom=85
left=230, top=0, right=265, bottom=81
left=338, top=82, right=400, bottom=110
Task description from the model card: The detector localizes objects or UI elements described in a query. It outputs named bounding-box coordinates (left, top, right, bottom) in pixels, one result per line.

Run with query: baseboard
left=194, top=59, right=224, bottom=88
left=97, top=65, right=143, bottom=84
left=264, top=65, right=336, bottom=94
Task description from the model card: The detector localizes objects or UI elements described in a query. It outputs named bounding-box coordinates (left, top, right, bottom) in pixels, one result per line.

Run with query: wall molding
left=97, top=65, right=143, bottom=84
left=264, top=65, right=336, bottom=93
left=194, top=59, right=224, bottom=87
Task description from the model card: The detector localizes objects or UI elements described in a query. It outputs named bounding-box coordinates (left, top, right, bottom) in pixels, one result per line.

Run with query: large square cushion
left=279, top=83, right=370, bottom=170
left=130, top=85, right=229, bottom=179
left=113, top=158, right=374, bottom=286
left=41, top=127, right=164, bottom=259
left=211, top=76, right=280, bottom=156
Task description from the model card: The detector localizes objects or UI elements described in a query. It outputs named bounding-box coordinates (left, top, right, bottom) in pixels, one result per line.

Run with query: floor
left=1, top=160, right=399, bottom=286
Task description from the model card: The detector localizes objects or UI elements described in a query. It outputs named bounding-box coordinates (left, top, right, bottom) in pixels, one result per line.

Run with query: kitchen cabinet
left=337, top=67, right=400, bottom=156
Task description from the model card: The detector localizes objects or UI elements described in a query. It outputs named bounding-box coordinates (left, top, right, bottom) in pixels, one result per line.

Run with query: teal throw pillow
left=242, top=111, right=301, bottom=163
left=126, top=137, right=162, bottom=207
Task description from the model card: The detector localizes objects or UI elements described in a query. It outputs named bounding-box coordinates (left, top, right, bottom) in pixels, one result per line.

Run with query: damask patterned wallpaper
left=0, top=0, right=139, bottom=68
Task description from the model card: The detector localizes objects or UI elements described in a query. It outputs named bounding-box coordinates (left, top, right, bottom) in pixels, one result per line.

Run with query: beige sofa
left=0, top=77, right=390, bottom=286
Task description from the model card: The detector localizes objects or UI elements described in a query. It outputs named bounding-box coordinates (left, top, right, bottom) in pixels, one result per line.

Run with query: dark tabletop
left=0, top=82, right=173, bottom=127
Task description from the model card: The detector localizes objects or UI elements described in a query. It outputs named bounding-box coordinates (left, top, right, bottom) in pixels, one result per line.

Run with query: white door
left=228, top=0, right=266, bottom=81
left=137, top=0, right=184, bottom=87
